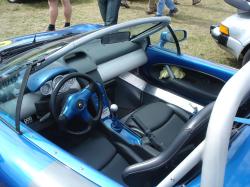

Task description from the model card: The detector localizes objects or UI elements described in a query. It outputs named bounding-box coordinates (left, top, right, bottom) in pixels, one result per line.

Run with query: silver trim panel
left=29, top=162, right=98, bottom=187
left=119, top=73, right=203, bottom=113
left=98, top=49, right=147, bottom=82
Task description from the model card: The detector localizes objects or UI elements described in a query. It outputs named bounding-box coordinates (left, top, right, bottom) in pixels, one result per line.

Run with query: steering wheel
left=50, top=72, right=103, bottom=135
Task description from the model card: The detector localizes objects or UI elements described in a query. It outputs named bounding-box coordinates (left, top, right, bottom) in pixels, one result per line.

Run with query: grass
left=0, top=0, right=238, bottom=67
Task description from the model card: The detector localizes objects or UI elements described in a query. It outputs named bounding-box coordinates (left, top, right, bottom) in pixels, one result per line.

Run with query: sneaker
left=64, top=22, right=70, bottom=27
left=174, top=0, right=180, bottom=5
left=146, top=5, right=157, bottom=14
left=146, top=9, right=156, bottom=14
left=47, top=24, right=55, bottom=32
left=167, top=8, right=178, bottom=17
left=192, top=0, right=201, bottom=5
left=121, top=1, right=130, bottom=8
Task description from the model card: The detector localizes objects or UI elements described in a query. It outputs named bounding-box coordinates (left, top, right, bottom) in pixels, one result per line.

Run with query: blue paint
left=0, top=112, right=56, bottom=187
left=187, top=126, right=250, bottom=187
left=234, top=117, right=250, bottom=125
left=27, top=66, right=76, bottom=92
left=0, top=112, right=122, bottom=187
left=159, top=31, right=173, bottom=48
left=91, top=83, right=112, bottom=113
left=62, top=86, right=92, bottom=122
left=103, top=119, right=142, bottom=145
left=146, top=46, right=237, bottom=81
left=0, top=24, right=103, bottom=52
left=93, top=84, right=142, bottom=145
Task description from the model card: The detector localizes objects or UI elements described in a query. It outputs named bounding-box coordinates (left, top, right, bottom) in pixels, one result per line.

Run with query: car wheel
left=242, top=49, right=250, bottom=67
left=8, top=0, right=22, bottom=3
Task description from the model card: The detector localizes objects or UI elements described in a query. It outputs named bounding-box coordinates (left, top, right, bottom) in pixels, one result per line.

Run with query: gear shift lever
left=110, top=104, right=122, bottom=132
left=110, top=104, right=118, bottom=117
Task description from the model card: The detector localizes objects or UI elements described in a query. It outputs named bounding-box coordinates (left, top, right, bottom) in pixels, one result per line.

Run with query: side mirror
left=160, top=30, right=187, bottom=44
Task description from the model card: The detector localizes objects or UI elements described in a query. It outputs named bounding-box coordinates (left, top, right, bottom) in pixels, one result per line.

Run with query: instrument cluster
left=40, top=75, right=76, bottom=96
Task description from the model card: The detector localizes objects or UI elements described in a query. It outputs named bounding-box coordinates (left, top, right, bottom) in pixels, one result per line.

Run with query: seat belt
left=234, top=117, right=250, bottom=125
left=132, top=115, right=164, bottom=151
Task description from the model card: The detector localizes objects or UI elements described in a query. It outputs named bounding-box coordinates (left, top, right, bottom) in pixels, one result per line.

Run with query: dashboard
left=0, top=37, right=148, bottom=122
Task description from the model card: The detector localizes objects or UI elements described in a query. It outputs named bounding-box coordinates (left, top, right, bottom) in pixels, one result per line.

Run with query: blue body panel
left=103, top=119, right=142, bottom=145
left=146, top=46, right=237, bottom=81
left=27, top=66, right=76, bottom=92
left=0, top=112, right=122, bottom=187
left=0, top=113, right=55, bottom=187
left=188, top=126, right=250, bottom=187
left=0, top=23, right=103, bottom=52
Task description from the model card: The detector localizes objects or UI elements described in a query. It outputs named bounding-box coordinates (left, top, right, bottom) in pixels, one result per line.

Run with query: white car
left=210, top=0, right=250, bottom=67
left=8, top=0, right=22, bottom=3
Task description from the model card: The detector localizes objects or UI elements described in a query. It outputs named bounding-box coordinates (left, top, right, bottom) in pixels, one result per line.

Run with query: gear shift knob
left=110, top=104, right=121, bottom=132
left=110, top=104, right=118, bottom=113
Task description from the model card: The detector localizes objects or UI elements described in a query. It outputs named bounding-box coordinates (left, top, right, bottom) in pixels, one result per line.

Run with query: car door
left=141, top=25, right=236, bottom=105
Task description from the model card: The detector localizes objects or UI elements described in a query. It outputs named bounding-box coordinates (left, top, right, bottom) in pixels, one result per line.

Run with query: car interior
left=0, top=23, right=230, bottom=186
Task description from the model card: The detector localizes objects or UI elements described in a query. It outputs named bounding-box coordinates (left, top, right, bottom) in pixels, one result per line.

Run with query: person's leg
left=146, top=0, right=157, bottom=14
left=165, top=0, right=176, bottom=10
left=165, top=0, right=178, bottom=16
left=156, top=0, right=165, bottom=16
left=48, top=0, right=58, bottom=31
left=105, top=0, right=121, bottom=26
left=61, top=0, right=72, bottom=27
left=98, top=0, right=107, bottom=25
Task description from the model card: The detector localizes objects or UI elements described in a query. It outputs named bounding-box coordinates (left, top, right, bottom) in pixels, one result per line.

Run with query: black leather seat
left=69, top=131, right=130, bottom=185
left=122, top=102, right=191, bottom=152
left=122, top=102, right=214, bottom=186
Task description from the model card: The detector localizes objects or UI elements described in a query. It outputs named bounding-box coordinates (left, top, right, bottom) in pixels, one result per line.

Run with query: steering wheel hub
left=77, top=100, right=85, bottom=110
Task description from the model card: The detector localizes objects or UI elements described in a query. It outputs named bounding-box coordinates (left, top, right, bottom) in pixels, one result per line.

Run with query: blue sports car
left=0, top=17, right=250, bottom=187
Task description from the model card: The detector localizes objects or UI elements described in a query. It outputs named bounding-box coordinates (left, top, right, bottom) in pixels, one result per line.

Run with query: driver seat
left=121, top=102, right=214, bottom=186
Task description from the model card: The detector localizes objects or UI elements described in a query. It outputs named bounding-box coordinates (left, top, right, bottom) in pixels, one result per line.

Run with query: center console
left=102, top=118, right=142, bottom=145
left=92, top=84, right=142, bottom=146
left=94, top=82, right=161, bottom=159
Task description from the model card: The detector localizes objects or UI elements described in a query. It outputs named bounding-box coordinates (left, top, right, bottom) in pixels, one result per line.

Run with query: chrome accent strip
left=119, top=73, right=203, bottom=113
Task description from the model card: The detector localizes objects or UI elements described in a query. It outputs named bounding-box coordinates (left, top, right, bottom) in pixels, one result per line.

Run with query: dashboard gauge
left=40, top=81, right=52, bottom=96
left=67, top=78, right=75, bottom=86
left=59, top=79, right=74, bottom=93
left=52, top=75, right=64, bottom=89
left=64, top=78, right=76, bottom=90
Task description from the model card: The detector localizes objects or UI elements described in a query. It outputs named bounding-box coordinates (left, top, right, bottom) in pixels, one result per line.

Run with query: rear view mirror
left=101, top=31, right=130, bottom=44
left=160, top=30, right=187, bottom=43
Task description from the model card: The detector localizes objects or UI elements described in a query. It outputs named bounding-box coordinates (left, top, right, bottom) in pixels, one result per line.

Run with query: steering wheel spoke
left=80, top=86, right=93, bottom=102
left=81, top=108, right=93, bottom=123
